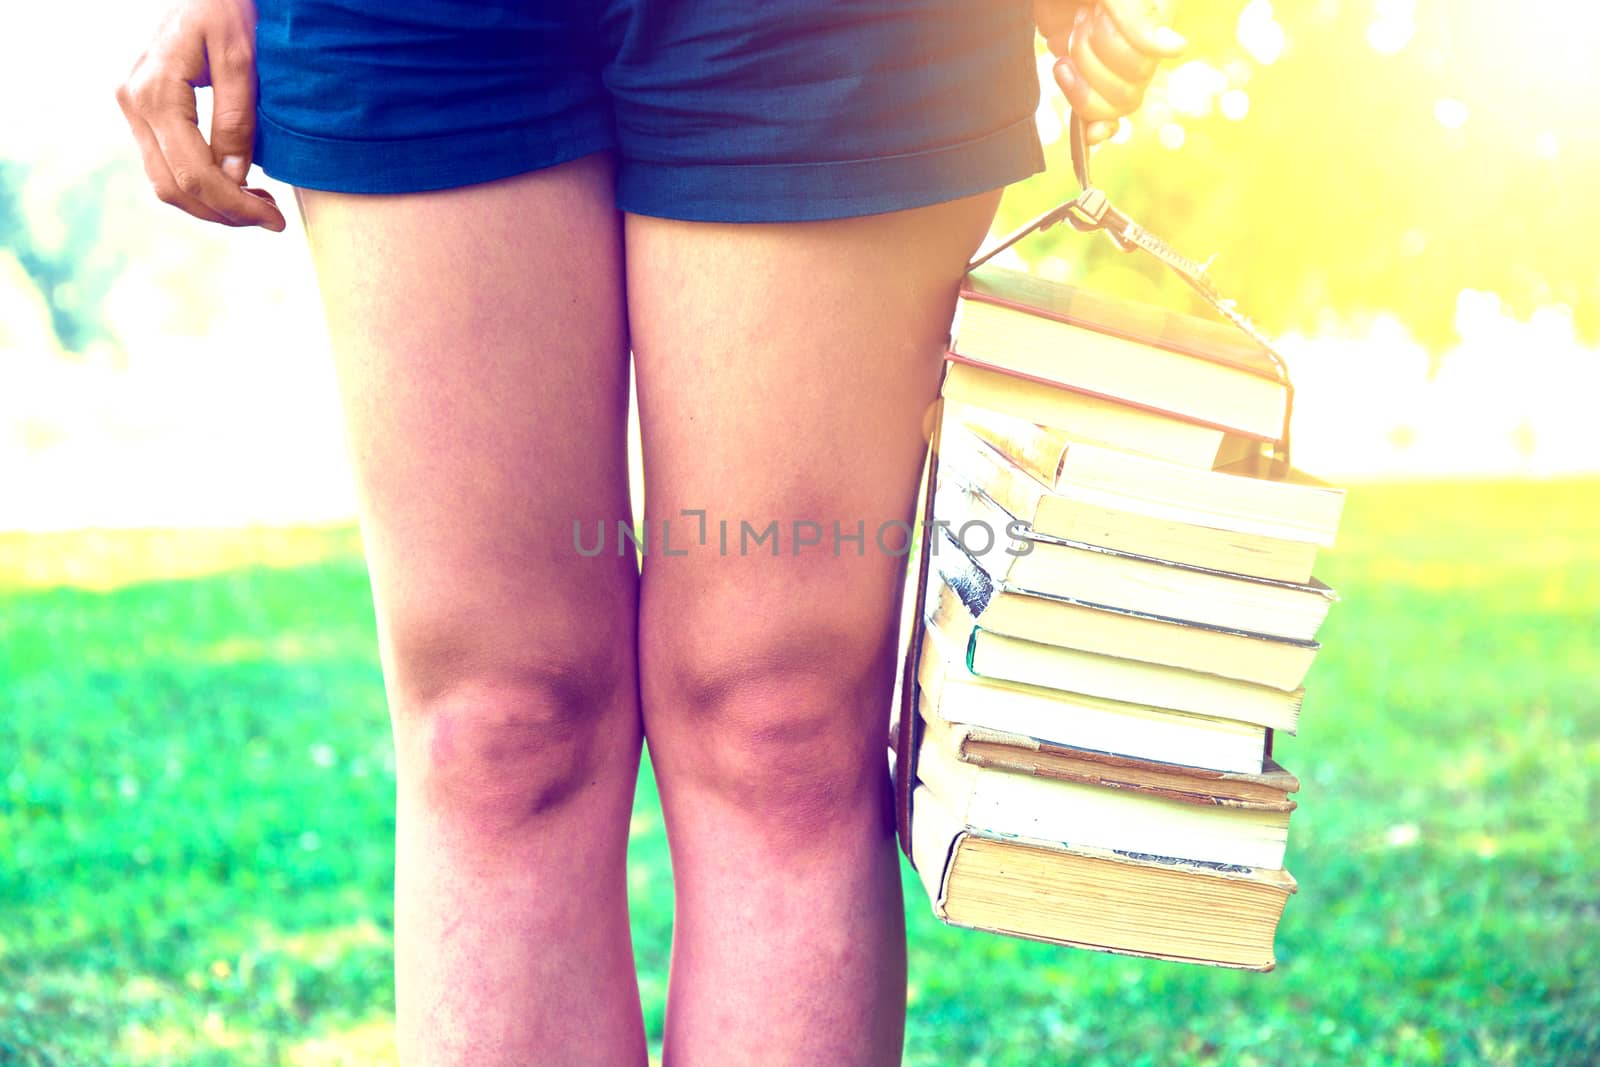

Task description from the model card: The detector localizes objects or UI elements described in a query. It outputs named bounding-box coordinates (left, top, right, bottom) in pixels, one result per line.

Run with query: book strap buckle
left=966, top=115, right=1296, bottom=465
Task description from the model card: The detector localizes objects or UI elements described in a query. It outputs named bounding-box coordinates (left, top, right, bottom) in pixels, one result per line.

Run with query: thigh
left=296, top=154, right=635, bottom=707
left=628, top=191, right=1000, bottom=757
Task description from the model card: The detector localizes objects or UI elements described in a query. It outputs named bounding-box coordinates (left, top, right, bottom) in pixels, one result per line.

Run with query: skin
left=627, top=199, right=1001, bottom=1064
left=1036, top=0, right=1186, bottom=144
left=291, top=160, right=646, bottom=1063
left=117, top=3, right=1179, bottom=1063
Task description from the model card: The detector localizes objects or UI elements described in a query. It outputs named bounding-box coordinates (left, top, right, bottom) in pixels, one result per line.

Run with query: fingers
left=1053, top=10, right=1123, bottom=124
left=1049, top=0, right=1187, bottom=127
left=1053, top=62, right=1117, bottom=125
left=1085, top=120, right=1119, bottom=146
left=1062, top=9, right=1152, bottom=119
left=117, top=79, right=230, bottom=224
left=206, top=28, right=258, bottom=184
left=1081, top=4, right=1163, bottom=84
left=144, top=76, right=285, bottom=230
left=116, top=0, right=285, bottom=232
left=1100, top=0, right=1188, bottom=59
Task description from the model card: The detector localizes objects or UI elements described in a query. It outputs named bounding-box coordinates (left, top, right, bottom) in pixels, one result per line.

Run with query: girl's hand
left=1035, top=0, right=1186, bottom=146
left=116, top=0, right=287, bottom=230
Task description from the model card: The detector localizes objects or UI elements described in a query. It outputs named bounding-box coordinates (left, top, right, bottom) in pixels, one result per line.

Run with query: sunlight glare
left=1367, top=0, right=1417, bottom=55
left=1454, top=288, right=1502, bottom=340
left=1237, top=0, right=1287, bottom=65
left=1434, top=98, right=1470, bottom=130
left=1035, top=53, right=1065, bottom=146
left=1166, top=61, right=1229, bottom=118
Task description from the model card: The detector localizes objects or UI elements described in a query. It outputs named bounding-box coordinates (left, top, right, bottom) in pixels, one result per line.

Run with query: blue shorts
left=253, top=1, right=1046, bottom=222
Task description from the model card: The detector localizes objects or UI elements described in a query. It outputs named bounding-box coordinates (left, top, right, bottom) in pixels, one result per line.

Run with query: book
left=953, top=264, right=1289, bottom=440
left=916, top=730, right=1292, bottom=869
left=941, top=361, right=1231, bottom=470
left=938, top=479, right=1336, bottom=643
left=910, top=784, right=1296, bottom=971
left=917, top=621, right=1270, bottom=773
left=946, top=408, right=1341, bottom=582
left=917, top=711, right=1296, bottom=810
left=916, top=622, right=1270, bottom=775
left=947, top=430, right=1318, bottom=582
left=926, top=571, right=1302, bottom=732
left=946, top=401, right=1263, bottom=478
left=1061, top=445, right=1346, bottom=545
left=932, top=524, right=1318, bottom=690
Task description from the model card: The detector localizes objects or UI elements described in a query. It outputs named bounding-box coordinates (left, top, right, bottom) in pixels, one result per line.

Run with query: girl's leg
left=629, top=190, right=1002, bottom=1066
left=296, top=154, right=646, bottom=1066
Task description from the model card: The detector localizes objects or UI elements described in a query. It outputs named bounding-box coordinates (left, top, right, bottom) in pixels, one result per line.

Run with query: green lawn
left=2, top=480, right=1597, bottom=1066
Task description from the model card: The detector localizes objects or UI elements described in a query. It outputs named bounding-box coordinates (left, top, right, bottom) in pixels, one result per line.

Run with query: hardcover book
left=914, top=711, right=1297, bottom=810
left=915, top=719, right=1292, bottom=869
left=952, top=264, right=1290, bottom=441
left=932, top=522, right=1320, bottom=691
left=913, top=621, right=1272, bottom=775
left=910, top=784, right=1296, bottom=971
left=944, top=408, right=1344, bottom=582
left=937, top=477, right=1337, bottom=643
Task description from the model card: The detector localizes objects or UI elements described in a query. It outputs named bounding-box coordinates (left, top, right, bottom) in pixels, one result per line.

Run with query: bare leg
left=297, top=154, right=646, bottom=1066
left=629, top=191, right=1002, bottom=1066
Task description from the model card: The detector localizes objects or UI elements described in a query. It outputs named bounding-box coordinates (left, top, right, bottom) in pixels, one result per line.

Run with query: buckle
left=1064, top=187, right=1111, bottom=230
left=1064, top=187, right=1138, bottom=253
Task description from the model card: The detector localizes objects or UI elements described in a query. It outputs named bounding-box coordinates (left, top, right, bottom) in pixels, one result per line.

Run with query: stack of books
left=892, top=264, right=1347, bottom=971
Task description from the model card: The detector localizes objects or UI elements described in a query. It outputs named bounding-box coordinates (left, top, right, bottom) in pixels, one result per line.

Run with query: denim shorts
left=252, top=0, right=1046, bottom=222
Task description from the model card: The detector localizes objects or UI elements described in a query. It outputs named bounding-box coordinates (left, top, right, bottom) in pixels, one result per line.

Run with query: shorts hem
left=614, top=113, right=1046, bottom=223
left=253, top=110, right=619, bottom=195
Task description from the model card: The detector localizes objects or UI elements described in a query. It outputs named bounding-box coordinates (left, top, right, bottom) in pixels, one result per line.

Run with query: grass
left=2, top=479, right=1598, bottom=1066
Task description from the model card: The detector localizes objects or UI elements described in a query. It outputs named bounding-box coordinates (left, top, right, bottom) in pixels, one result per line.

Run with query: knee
left=408, top=671, right=616, bottom=825
left=656, top=616, right=895, bottom=828
left=390, top=627, right=636, bottom=832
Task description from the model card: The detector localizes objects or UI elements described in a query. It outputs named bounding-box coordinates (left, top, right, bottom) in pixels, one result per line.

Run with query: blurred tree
left=1, top=159, right=126, bottom=355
